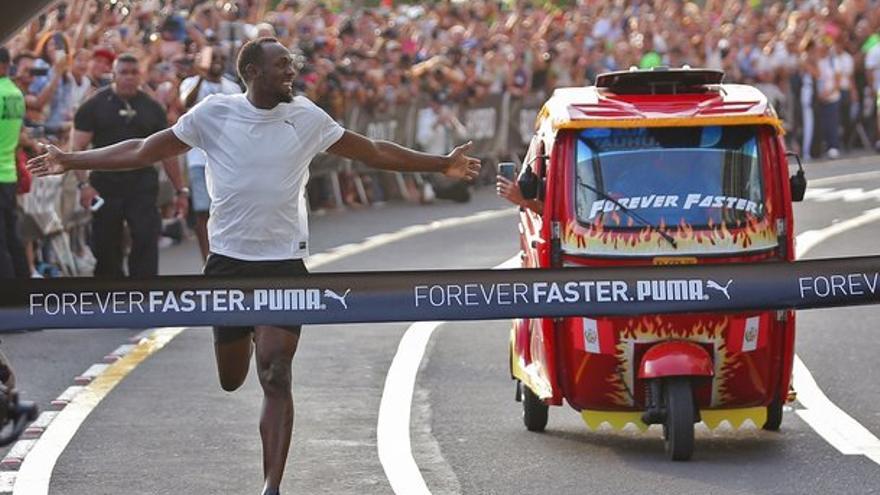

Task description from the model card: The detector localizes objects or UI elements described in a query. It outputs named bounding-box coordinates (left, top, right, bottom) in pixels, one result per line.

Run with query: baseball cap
left=93, top=48, right=116, bottom=63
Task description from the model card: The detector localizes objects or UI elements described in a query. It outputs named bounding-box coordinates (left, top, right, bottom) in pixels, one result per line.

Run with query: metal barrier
left=306, top=93, right=544, bottom=206
left=2, top=255, right=878, bottom=331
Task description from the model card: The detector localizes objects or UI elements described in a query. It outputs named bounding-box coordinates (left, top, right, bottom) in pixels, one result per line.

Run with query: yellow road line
left=13, top=327, right=185, bottom=495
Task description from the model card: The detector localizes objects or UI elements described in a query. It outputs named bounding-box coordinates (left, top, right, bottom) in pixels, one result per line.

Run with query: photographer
left=11, top=52, right=65, bottom=130
left=0, top=347, right=37, bottom=448
left=0, top=349, right=14, bottom=393
left=416, top=92, right=470, bottom=202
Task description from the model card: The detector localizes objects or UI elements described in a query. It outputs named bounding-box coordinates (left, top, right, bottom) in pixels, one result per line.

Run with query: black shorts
left=203, top=253, right=308, bottom=344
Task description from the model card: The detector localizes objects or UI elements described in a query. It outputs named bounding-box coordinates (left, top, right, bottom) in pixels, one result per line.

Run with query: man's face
left=253, top=42, right=297, bottom=103
left=209, top=53, right=226, bottom=78
left=15, top=57, right=35, bottom=86
left=113, top=60, right=141, bottom=96
left=91, top=56, right=112, bottom=77
left=72, top=51, right=89, bottom=76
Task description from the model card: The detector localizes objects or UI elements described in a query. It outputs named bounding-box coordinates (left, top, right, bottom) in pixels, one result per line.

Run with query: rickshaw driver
left=27, top=37, right=481, bottom=495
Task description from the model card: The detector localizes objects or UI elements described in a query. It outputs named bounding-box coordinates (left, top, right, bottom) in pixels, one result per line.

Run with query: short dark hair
left=237, top=37, right=279, bottom=81
left=114, top=53, right=139, bottom=67
left=12, top=51, right=35, bottom=67
left=0, top=47, right=9, bottom=65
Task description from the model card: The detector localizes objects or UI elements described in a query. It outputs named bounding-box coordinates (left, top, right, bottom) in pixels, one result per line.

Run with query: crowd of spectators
left=2, top=0, right=880, bottom=278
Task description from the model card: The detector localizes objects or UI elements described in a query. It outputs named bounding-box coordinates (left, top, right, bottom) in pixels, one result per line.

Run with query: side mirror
left=518, top=164, right=539, bottom=200
left=785, top=151, right=807, bottom=202
left=790, top=170, right=807, bottom=202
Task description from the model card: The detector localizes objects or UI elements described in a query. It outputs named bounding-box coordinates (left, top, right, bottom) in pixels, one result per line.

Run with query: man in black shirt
left=73, top=53, right=188, bottom=277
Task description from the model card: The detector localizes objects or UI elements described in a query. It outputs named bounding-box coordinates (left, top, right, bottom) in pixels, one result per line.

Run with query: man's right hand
left=79, top=184, right=98, bottom=210
left=496, top=175, right=525, bottom=206
left=27, top=144, right=68, bottom=177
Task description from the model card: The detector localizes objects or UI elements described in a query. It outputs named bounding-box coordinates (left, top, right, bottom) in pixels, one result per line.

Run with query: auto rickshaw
left=507, top=68, right=807, bottom=461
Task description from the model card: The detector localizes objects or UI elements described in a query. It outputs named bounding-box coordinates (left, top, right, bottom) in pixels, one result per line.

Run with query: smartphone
left=90, top=196, right=105, bottom=212
left=198, top=46, right=213, bottom=70
left=498, top=162, right=516, bottom=181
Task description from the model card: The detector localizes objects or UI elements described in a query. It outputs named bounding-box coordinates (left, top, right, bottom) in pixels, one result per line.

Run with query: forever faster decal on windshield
left=588, top=193, right=761, bottom=219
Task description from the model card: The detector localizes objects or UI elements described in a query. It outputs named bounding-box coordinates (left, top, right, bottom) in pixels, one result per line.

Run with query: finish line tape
left=1, top=255, right=878, bottom=331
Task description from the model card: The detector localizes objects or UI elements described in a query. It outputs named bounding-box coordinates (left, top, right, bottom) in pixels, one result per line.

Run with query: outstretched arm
left=327, top=130, right=481, bottom=181
left=28, top=128, right=191, bottom=176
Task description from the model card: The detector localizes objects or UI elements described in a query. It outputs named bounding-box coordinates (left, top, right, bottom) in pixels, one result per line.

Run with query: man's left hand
left=444, top=141, right=481, bottom=181
left=174, top=193, right=190, bottom=219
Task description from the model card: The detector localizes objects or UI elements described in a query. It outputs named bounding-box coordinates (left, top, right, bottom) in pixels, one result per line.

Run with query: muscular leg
left=214, top=334, right=254, bottom=392
left=213, top=333, right=253, bottom=392
left=254, top=325, right=301, bottom=493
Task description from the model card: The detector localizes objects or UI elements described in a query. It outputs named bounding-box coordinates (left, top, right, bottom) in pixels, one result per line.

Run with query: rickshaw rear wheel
left=522, top=383, right=548, bottom=432
left=763, top=396, right=783, bottom=431
left=664, top=377, right=695, bottom=461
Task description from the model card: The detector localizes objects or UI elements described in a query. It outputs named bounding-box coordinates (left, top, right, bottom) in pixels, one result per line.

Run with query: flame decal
left=603, top=316, right=737, bottom=407
left=563, top=215, right=777, bottom=256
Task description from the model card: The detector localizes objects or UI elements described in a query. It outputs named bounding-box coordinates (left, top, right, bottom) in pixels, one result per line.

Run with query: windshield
left=575, top=126, right=765, bottom=230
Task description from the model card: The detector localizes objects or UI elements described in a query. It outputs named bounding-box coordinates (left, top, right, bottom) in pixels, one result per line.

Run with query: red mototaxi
left=508, top=69, right=806, bottom=460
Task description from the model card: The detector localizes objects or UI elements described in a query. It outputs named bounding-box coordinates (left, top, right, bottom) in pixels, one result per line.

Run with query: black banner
left=1, top=256, right=879, bottom=331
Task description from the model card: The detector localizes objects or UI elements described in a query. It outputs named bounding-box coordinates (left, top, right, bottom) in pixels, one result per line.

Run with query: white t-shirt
left=172, top=93, right=345, bottom=261
left=817, top=57, right=840, bottom=103
left=179, top=76, right=242, bottom=167
left=835, top=51, right=853, bottom=91
left=69, top=74, right=93, bottom=109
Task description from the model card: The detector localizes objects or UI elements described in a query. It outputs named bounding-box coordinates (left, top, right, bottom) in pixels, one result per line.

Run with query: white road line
left=793, top=207, right=880, bottom=466
left=804, top=187, right=880, bottom=203
left=377, top=321, right=442, bottom=495
left=9, top=206, right=517, bottom=495
left=809, top=170, right=880, bottom=187
left=378, top=255, right=520, bottom=494
left=796, top=207, right=880, bottom=255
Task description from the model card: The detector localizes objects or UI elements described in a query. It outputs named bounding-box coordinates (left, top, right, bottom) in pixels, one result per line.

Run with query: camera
left=0, top=385, right=37, bottom=447
left=0, top=360, right=37, bottom=448
left=90, top=196, right=105, bottom=212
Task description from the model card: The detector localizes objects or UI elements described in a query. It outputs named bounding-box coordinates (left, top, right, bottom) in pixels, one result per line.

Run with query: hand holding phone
left=198, top=46, right=213, bottom=71
left=498, top=162, right=516, bottom=181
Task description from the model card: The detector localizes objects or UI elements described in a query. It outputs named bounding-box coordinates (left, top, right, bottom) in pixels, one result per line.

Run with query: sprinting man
left=28, top=37, right=480, bottom=495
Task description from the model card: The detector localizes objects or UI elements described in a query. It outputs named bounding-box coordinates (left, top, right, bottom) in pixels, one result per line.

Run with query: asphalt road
left=3, top=155, right=880, bottom=494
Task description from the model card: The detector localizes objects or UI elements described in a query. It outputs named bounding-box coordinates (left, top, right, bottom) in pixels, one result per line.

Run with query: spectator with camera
left=10, top=52, right=64, bottom=131
left=416, top=91, right=469, bottom=203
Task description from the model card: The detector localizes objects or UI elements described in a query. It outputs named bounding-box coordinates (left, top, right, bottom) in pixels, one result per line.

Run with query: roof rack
left=595, top=67, right=725, bottom=95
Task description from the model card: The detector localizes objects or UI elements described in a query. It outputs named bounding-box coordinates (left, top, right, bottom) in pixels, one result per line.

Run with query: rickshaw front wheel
left=664, top=377, right=695, bottom=461
left=521, top=383, right=549, bottom=432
